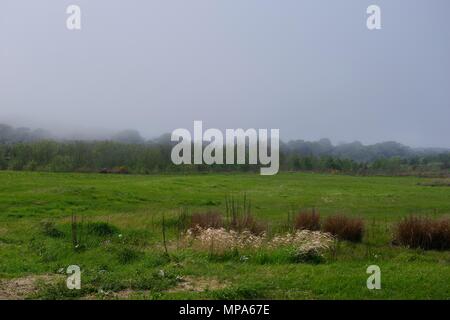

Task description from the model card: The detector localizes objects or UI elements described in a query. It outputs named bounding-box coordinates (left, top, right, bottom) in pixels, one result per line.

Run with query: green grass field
left=0, top=171, right=449, bottom=299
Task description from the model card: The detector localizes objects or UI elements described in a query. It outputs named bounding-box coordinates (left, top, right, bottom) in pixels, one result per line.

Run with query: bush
left=323, top=214, right=364, bottom=242
left=393, top=216, right=450, bottom=250
left=294, top=209, right=321, bottom=231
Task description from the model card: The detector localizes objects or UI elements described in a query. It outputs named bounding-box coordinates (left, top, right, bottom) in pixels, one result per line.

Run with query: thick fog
left=1, top=0, right=449, bottom=147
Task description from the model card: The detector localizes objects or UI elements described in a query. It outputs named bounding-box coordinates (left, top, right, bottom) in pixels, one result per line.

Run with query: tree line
left=0, top=124, right=449, bottom=175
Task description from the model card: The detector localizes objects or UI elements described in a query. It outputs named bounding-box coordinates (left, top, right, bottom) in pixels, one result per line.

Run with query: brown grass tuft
left=322, top=214, right=364, bottom=242
left=294, top=209, right=321, bottom=231
left=190, top=211, right=224, bottom=230
left=229, top=213, right=266, bottom=235
left=393, top=216, right=450, bottom=250
left=225, top=193, right=266, bottom=235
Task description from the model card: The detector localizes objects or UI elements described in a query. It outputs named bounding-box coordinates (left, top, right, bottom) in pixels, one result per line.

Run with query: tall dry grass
left=190, top=211, right=224, bottom=230
left=393, top=216, right=450, bottom=250
left=322, top=214, right=364, bottom=242
left=225, top=194, right=266, bottom=235
left=182, top=226, right=335, bottom=260
left=294, top=209, right=321, bottom=231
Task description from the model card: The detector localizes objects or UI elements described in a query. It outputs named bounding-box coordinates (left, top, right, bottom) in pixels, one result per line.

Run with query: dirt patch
left=0, top=274, right=62, bottom=300
left=167, top=276, right=228, bottom=293
left=82, top=289, right=152, bottom=300
left=84, top=276, right=228, bottom=299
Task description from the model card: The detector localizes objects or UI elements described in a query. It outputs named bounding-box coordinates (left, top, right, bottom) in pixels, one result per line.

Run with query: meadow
left=0, top=171, right=449, bottom=299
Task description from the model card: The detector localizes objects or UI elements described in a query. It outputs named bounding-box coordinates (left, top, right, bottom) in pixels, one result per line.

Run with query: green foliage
left=116, top=247, right=142, bottom=264
left=1, top=125, right=449, bottom=175
left=0, top=171, right=449, bottom=299
left=212, top=285, right=263, bottom=300
left=31, top=280, right=94, bottom=300
left=86, top=222, right=119, bottom=237
left=289, top=247, right=326, bottom=264
left=40, top=221, right=64, bottom=238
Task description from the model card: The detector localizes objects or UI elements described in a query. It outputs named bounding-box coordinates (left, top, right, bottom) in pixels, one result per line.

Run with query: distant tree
left=111, top=130, right=144, bottom=144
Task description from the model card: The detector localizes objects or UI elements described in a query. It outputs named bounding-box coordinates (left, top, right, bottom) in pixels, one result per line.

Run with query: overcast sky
left=1, top=0, right=449, bottom=147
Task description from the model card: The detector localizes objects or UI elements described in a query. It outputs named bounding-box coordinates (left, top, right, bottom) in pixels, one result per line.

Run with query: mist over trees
left=0, top=124, right=53, bottom=144
left=0, top=123, right=448, bottom=175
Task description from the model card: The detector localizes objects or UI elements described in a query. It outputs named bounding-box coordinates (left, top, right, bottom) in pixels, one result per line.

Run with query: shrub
left=393, top=216, right=450, bottom=250
left=294, top=209, right=321, bottom=231
left=323, top=214, right=364, bottom=242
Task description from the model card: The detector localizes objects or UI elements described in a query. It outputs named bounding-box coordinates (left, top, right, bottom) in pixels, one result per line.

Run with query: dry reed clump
left=190, top=212, right=224, bottom=230
left=182, top=227, right=335, bottom=259
left=183, top=227, right=266, bottom=253
left=229, top=214, right=266, bottom=236
left=268, top=230, right=334, bottom=249
left=294, top=209, right=321, bottom=231
left=322, top=214, right=364, bottom=242
left=225, top=194, right=266, bottom=235
left=393, top=216, right=450, bottom=250
left=268, top=230, right=334, bottom=263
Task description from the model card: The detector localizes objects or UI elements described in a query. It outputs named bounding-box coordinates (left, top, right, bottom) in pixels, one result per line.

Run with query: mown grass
left=0, top=171, right=449, bottom=299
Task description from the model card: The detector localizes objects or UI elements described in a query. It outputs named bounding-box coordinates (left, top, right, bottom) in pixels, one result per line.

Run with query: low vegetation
left=1, top=123, right=449, bottom=176
left=394, top=216, right=450, bottom=250
left=190, top=212, right=224, bottom=230
left=1, top=171, right=449, bottom=299
left=294, top=209, right=321, bottom=231
left=323, top=215, right=365, bottom=243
